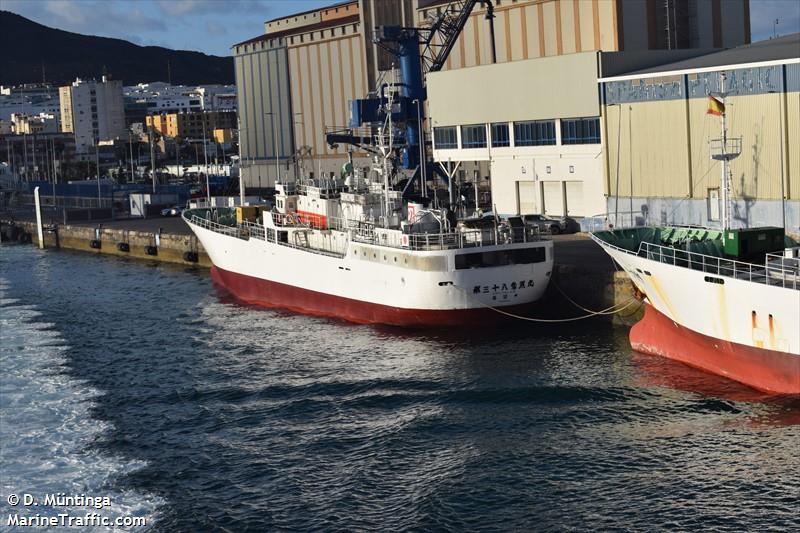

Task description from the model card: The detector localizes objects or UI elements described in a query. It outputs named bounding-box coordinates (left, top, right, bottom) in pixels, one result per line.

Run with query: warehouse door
left=517, top=181, right=537, bottom=214
left=565, top=181, right=585, bottom=216
left=542, top=181, right=564, bottom=216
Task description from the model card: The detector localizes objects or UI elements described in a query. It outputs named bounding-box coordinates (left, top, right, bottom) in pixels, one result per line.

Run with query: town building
left=145, top=110, right=237, bottom=140
left=0, top=83, right=61, bottom=121
left=123, top=82, right=237, bottom=114
left=10, top=112, right=60, bottom=134
left=232, top=0, right=751, bottom=190
left=59, top=77, right=126, bottom=153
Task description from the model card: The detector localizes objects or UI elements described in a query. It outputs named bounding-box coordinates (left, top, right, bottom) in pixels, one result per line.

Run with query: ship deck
left=592, top=227, right=800, bottom=290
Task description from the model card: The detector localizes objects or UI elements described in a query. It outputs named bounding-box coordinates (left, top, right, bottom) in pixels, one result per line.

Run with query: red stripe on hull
left=630, top=304, right=800, bottom=395
left=210, top=266, right=538, bottom=327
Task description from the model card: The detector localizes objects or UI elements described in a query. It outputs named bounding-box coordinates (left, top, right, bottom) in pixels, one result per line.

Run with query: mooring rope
left=455, top=284, right=642, bottom=323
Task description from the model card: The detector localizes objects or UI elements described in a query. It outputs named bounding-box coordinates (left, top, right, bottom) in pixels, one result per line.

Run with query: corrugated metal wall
left=234, top=42, right=293, bottom=164
left=287, top=27, right=367, bottom=162
left=603, top=63, right=799, bottom=201
left=418, top=0, right=619, bottom=71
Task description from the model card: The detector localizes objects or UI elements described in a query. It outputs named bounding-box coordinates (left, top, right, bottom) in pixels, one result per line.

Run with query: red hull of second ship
left=210, top=266, right=538, bottom=327
left=630, top=304, right=800, bottom=395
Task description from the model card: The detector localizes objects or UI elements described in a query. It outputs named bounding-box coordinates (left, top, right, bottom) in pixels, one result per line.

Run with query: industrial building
left=59, top=77, right=126, bottom=154
left=233, top=0, right=751, bottom=191
left=599, top=34, right=799, bottom=233
left=425, top=46, right=717, bottom=218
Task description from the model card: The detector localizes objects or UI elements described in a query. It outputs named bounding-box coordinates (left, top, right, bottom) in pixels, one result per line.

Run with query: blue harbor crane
left=325, top=0, right=496, bottom=196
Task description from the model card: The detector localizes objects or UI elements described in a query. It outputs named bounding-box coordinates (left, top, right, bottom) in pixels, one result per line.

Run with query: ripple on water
left=0, top=278, right=162, bottom=531
left=1, top=246, right=798, bottom=532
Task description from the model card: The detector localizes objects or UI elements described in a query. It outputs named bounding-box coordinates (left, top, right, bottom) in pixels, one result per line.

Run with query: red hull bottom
left=210, top=266, right=538, bottom=327
left=630, top=304, right=800, bottom=395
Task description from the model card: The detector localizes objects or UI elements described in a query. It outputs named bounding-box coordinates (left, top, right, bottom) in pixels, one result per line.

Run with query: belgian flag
left=707, top=95, right=725, bottom=116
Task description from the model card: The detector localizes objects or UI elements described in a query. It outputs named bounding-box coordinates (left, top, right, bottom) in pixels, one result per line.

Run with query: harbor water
left=1, top=245, right=798, bottom=531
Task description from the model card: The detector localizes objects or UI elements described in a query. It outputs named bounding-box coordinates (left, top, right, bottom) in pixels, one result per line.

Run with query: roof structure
left=264, top=0, right=356, bottom=25
left=233, top=14, right=360, bottom=49
left=618, top=33, right=800, bottom=78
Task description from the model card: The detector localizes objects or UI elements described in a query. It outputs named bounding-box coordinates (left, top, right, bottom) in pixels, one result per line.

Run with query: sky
left=3, top=0, right=799, bottom=57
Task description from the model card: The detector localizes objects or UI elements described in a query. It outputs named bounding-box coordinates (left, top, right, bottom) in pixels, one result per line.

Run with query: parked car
left=521, top=214, right=579, bottom=235
left=160, top=205, right=184, bottom=217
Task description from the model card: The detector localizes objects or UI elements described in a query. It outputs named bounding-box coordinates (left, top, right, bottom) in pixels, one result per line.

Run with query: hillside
left=0, top=11, right=234, bottom=86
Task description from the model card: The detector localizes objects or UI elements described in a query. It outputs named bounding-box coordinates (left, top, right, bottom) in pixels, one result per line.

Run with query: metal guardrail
left=765, top=252, right=800, bottom=290
left=273, top=212, right=543, bottom=251
left=592, top=234, right=799, bottom=290
left=18, top=194, right=114, bottom=209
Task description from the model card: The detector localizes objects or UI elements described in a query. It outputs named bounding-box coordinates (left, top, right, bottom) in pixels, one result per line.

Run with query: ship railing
left=638, top=242, right=799, bottom=289
left=321, top=216, right=542, bottom=251
left=188, top=214, right=266, bottom=241
left=239, top=220, right=265, bottom=241
left=189, top=213, right=240, bottom=236
left=765, top=252, right=799, bottom=290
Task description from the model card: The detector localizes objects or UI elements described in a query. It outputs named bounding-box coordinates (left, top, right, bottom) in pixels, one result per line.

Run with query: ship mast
left=710, top=71, right=740, bottom=240
left=719, top=72, right=731, bottom=232
left=377, top=68, right=396, bottom=223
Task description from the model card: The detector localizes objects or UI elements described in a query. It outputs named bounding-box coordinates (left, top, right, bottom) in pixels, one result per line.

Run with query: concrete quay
left=0, top=214, right=639, bottom=324
left=1, top=215, right=211, bottom=268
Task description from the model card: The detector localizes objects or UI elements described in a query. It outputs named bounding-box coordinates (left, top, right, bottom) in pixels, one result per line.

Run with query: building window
left=513, top=120, right=556, bottom=146
left=561, top=117, right=601, bottom=144
left=460, top=124, right=486, bottom=148
left=491, top=123, right=510, bottom=147
left=433, top=126, right=458, bottom=150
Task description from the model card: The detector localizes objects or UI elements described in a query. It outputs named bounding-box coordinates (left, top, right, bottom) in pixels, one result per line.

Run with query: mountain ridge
left=0, top=11, right=234, bottom=86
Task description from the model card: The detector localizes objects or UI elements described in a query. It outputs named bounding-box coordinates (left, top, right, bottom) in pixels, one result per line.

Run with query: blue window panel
left=434, top=126, right=457, bottom=149
left=461, top=124, right=487, bottom=148
left=513, top=120, right=556, bottom=146
left=561, top=117, right=601, bottom=144
left=491, top=123, right=510, bottom=147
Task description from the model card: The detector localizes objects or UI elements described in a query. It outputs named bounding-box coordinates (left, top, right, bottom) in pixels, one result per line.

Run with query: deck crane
left=325, top=0, right=495, bottom=196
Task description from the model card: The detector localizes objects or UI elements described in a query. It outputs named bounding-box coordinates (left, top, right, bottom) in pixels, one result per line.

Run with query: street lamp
left=265, top=111, right=279, bottom=184
left=293, top=112, right=303, bottom=181
left=412, top=99, right=427, bottom=198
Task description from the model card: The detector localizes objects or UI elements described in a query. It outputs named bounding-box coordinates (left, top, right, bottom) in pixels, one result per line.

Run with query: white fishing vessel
left=592, top=73, right=800, bottom=394
left=184, top=84, right=553, bottom=326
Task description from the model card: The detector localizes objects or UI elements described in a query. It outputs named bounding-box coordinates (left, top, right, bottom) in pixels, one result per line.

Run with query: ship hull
left=631, top=304, right=800, bottom=395
left=186, top=215, right=553, bottom=327
left=211, top=265, right=541, bottom=327
left=592, top=234, right=800, bottom=394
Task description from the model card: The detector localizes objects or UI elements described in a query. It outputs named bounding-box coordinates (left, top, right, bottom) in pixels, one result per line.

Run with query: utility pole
left=95, top=137, right=101, bottom=202
left=51, top=137, right=57, bottom=208
left=22, top=132, right=28, bottom=181
left=201, top=112, right=210, bottom=205
left=149, top=125, right=156, bottom=193
left=129, top=133, right=135, bottom=183
left=237, top=115, right=244, bottom=205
